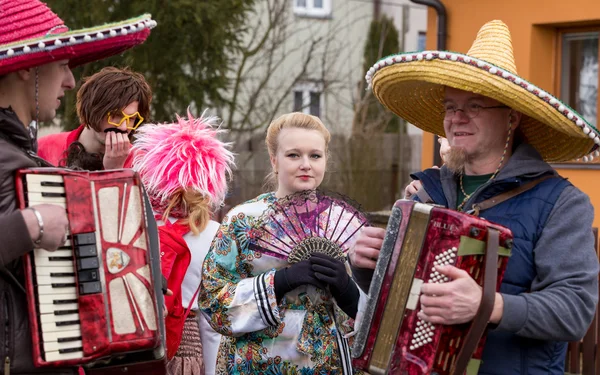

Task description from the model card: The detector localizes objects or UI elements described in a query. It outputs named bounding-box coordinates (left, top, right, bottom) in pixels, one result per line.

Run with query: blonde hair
left=264, top=112, right=331, bottom=190
left=161, top=189, right=211, bottom=235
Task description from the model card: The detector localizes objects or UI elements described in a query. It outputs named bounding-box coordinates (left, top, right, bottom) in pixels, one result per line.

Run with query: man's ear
left=15, top=68, right=33, bottom=82
left=510, top=110, right=522, bottom=130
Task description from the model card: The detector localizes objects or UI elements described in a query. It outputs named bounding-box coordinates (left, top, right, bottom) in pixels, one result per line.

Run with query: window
left=417, top=31, right=427, bottom=51
left=557, top=28, right=600, bottom=165
left=293, top=83, right=323, bottom=118
left=560, top=32, right=598, bottom=127
left=294, top=0, right=331, bottom=18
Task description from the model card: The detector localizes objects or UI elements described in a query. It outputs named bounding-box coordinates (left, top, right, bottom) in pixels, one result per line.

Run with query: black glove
left=274, top=260, right=326, bottom=302
left=310, top=253, right=360, bottom=319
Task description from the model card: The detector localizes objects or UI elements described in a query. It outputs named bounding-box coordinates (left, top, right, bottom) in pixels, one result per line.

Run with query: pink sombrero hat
left=0, top=0, right=157, bottom=76
left=366, top=20, right=600, bottom=163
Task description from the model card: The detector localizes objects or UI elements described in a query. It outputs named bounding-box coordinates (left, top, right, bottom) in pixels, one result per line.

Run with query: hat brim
left=369, top=51, right=600, bottom=162
left=0, top=14, right=155, bottom=76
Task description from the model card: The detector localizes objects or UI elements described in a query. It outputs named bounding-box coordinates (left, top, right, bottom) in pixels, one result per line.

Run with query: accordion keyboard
left=18, top=168, right=164, bottom=370
left=27, top=174, right=90, bottom=362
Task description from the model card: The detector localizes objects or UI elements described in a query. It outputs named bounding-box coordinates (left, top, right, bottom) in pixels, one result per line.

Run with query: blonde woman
left=200, top=113, right=364, bottom=374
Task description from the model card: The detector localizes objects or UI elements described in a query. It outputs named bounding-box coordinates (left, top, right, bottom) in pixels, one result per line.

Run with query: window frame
left=292, top=82, right=325, bottom=118
left=554, top=26, right=600, bottom=166
left=293, top=0, right=332, bottom=19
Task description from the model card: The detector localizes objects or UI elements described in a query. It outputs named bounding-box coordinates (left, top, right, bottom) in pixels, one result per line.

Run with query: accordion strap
left=471, top=175, right=555, bottom=216
left=451, top=228, right=499, bottom=375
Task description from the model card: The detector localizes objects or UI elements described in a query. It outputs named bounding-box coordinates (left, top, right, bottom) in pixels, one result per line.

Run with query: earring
left=274, top=171, right=278, bottom=175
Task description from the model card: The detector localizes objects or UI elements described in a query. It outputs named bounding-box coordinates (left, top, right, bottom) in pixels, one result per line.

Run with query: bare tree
left=220, top=0, right=372, bottom=138
left=217, top=0, right=406, bottom=211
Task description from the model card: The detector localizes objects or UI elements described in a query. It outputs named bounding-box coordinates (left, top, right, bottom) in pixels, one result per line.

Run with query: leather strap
left=450, top=228, right=500, bottom=375
left=471, top=175, right=554, bottom=216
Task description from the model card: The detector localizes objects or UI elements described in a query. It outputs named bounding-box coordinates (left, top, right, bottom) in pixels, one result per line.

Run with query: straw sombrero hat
left=0, top=0, right=157, bottom=76
left=367, top=20, right=600, bottom=163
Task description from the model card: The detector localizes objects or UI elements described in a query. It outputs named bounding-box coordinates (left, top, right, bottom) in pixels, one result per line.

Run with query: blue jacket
left=411, top=144, right=598, bottom=375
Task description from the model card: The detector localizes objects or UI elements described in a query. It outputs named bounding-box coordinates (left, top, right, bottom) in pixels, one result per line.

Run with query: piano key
left=35, top=264, right=75, bottom=277
left=39, top=303, right=78, bottom=314
left=44, top=349, right=84, bottom=362
left=36, top=275, right=76, bottom=285
left=40, top=313, right=80, bottom=324
left=37, top=285, right=77, bottom=296
left=34, top=257, right=72, bottom=268
left=53, top=309, right=79, bottom=316
left=33, top=239, right=72, bottom=250
left=38, top=293, right=77, bottom=305
left=41, top=321, right=81, bottom=334
left=42, top=329, right=81, bottom=343
left=41, top=192, right=66, bottom=198
left=25, top=182, right=65, bottom=194
left=34, top=248, right=72, bottom=258
left=34, top=249, right=73, bottom=267
left=26, top=174, right=64, bottom=185
left=28, top=200, right=67, bottom=209
left=43, top=340, right=82, bottom=353
left=27, top=192, right=66, bottom=204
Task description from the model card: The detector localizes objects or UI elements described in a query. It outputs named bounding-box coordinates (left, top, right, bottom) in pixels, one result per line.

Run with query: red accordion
left=16, top=168, right=166, bottom=374
left=352, top=200, right=513, bottom=375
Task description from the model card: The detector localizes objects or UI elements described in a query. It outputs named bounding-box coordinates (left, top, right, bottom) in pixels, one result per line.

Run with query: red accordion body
left=16, top=168, right=166, bottom=372
left=352, top=200, right=513, bottom=375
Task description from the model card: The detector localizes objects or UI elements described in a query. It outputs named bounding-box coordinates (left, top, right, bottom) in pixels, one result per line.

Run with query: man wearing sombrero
left=350, top=20, right=599, bottom=374
left=0, top=0, right=155, bottom=373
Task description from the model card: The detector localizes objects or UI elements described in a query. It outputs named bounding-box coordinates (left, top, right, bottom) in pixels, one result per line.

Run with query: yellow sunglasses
left=107, top=110, right=144, bottom=130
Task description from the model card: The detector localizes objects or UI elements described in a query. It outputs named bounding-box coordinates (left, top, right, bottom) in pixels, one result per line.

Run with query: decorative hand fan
left=249, top=190, right=368, bottom=263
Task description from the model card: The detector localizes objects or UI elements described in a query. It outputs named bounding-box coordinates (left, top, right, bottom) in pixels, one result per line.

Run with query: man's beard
left=445, top=147, right=468, bottom=175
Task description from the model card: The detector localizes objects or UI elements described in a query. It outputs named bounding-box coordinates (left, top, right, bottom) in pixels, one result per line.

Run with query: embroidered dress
left=159, top=216, right=222, bottom=375
left=200, top=192, right=361, bottom=375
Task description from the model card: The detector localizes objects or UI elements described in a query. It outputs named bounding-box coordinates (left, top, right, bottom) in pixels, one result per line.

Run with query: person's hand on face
left=103, top=130, right=131, bottom=170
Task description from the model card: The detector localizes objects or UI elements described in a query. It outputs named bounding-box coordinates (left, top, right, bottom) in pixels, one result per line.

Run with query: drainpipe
left=409, top=0, right=447, bottom=166
left=374, top=0, right=381, bottom=20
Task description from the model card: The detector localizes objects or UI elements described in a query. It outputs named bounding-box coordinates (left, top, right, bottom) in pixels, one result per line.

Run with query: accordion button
left=79, top=281, right=102, bottom=295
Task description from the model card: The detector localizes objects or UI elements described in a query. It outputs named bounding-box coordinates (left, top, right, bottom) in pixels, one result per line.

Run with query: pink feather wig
left=132, top=109, right=235, bottom=212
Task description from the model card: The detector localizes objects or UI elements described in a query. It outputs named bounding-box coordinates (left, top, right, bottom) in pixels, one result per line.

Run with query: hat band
left=0, top=15, right=156, bottom=61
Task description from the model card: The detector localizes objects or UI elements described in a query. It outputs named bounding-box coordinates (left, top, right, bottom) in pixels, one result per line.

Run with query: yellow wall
left=421, top=0, right=600, bottom=227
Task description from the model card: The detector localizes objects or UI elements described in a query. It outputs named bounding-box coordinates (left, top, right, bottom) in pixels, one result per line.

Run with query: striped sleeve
left=253, top=269, right=281, bottom=327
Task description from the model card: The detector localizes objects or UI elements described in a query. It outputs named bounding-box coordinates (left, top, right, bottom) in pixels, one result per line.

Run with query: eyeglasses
left=441, top=103, right=509, bottom=119
left=107, top=110, right=144, bottom=130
